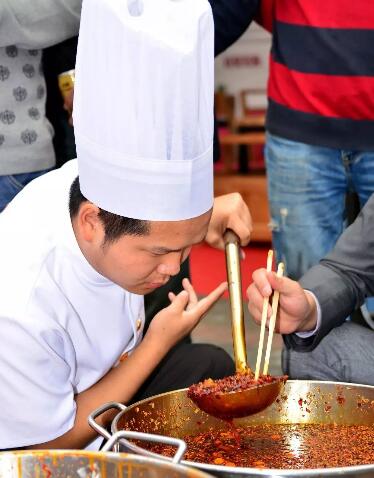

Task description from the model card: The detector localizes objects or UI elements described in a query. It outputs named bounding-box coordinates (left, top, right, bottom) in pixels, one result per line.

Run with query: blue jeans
left=265, top=133, right=374, bottom=279
left=0, top=168, right=53, bottom=212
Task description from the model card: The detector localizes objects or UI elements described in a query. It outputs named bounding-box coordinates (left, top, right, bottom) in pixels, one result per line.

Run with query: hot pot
left=0, top=432, right=214, bottom=478
left=89, top=380, right=374, bottom=478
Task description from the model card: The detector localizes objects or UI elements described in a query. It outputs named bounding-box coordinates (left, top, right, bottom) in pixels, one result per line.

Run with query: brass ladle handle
left=224, top=229, right=250, bottom=374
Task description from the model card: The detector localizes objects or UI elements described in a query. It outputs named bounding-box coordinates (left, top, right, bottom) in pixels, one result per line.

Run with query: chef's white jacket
left=0, top=160, right=144, bottom=449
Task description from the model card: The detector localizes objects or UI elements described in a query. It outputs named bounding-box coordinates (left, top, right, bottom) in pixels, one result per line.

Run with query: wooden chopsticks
left=254, top=251, right=284, bottom=379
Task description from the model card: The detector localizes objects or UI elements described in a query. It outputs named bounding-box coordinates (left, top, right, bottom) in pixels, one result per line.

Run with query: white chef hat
left=73, top=0, right=214, bottom=221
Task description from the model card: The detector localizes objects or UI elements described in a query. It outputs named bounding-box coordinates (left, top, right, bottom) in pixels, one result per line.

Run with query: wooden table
left=216, top=116, right=270, bottom=242
left=233, top=114, right=266, bottom=130
left=219, top=131, right=266, bottom=145
left=219, top=132, right=266, bottom=174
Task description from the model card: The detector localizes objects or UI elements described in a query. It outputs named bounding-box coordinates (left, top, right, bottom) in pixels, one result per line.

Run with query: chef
left=0, top=0, right=251, bottom=450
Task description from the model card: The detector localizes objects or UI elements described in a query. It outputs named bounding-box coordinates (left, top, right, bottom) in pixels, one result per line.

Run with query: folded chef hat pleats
left=73, top=0, right=214, bottom=221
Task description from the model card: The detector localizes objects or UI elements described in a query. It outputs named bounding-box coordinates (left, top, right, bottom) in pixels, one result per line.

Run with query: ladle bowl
left=188, top=230, right=283, bottom=420
left=188, top=375, right=285, bottom=420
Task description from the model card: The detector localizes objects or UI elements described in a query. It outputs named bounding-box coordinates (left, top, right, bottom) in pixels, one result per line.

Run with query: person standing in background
left=256, top=1, right=374, bottom=284
left=210, top=0, right=374, bottom=281
left=44, top=37, right=78, bottom=168
left=0, top=1, right=81, bottom=212
left=209, top=0, right=374, bottom=378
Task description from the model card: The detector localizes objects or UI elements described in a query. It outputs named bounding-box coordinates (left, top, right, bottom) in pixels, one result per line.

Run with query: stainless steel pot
left=0, top=433, right=214, bottom=478
left=89, top=380, right=374, bottom=477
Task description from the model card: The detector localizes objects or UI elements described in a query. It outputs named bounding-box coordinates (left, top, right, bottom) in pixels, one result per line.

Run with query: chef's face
left=75, top=205, right=212, bottom=294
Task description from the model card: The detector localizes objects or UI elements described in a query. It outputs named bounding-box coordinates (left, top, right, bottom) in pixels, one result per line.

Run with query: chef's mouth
left=146, top=283, right=163, bottom=288
left=144, top=278, right=170, bottom=289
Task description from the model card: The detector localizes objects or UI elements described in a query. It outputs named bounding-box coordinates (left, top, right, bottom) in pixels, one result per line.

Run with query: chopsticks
left=263, top=262, right=284, bottom=375
left=254, top=252, right=284, bottom=379
left=254, top=250, right=273, bottom=380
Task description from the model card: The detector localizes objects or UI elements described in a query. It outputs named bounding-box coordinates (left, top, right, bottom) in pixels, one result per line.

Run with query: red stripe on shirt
left=276, top=0, right=374, bottom=29
left=268, top=58, right=374, bottom=120
left=256, top=0, right=274, bottom=33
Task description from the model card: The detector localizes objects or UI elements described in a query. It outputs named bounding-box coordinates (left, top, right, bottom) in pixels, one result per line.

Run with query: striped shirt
left=265, top=0, right=374, bottom=150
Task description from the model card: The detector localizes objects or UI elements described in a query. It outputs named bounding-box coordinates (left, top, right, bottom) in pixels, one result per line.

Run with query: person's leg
left=349, top=151, right=374, bottom=208
left=282, top=322, right=374, bottom=384
left=265, top=133, right=347, bottom=280
left=131, top=342, right=235, bottom=403
left=0, top=168, right=53, bottom=212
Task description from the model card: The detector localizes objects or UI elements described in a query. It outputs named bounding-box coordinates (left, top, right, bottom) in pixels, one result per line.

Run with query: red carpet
left=190, top=243, right=270, bottom=298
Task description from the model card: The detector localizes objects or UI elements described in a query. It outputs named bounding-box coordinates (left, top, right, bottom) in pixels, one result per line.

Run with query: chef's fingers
left=228, top=220, right=252, bottom=248
left=168, top=290, right=190, bottom=312
left=207, top=222, right=252, bottom=251
left=222, top=195, right=253, bottom=247
left=188, top=281, right=227, bottom=320
left=182, top=278, right=198, bottom=310
left=168, top=280, right=198, bottom=310
left=168, top=292, right=176, bottom=302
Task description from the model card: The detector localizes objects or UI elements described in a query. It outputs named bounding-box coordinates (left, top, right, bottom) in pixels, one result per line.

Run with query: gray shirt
left=0, top=1, right=81, bottom=174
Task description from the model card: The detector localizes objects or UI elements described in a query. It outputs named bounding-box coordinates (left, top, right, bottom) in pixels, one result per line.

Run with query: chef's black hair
left=69, top=176, right=150, bottom=242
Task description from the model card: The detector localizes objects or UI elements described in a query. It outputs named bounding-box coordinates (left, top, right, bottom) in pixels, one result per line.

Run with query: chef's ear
left=77, top=202, right=103, bottom=242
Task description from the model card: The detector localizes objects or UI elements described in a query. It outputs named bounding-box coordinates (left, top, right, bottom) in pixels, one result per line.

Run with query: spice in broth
left=144, top=423, right=374, bottom=469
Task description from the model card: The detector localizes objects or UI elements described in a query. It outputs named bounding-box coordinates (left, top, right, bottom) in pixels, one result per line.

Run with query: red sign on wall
left=224, top=55, right=261, bottom=68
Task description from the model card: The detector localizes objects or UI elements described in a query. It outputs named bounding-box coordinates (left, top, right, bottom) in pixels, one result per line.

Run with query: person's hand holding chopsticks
left=247, top=267, right=319, bottom=335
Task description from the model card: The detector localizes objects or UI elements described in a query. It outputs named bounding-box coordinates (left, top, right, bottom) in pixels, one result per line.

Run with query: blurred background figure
left=44, top=37, right=78, bottom=168
left=209, top=0, right=374, bottom=327
left=210, top=0, right=374, bottom=279
left=0, top=2, right=81, bottom=212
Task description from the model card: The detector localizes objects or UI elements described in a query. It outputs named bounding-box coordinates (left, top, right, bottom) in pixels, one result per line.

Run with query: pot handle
left=88, top=401, right=127, bottom=440
left=101, top=430, right=187, bottom=464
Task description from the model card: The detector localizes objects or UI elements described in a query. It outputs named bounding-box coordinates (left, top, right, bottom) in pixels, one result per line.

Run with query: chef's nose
left=157, top=253, right=182, bottom=277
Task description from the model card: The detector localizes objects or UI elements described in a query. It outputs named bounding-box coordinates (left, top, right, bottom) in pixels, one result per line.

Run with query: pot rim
left=112, top=380, right=374, bottom=476
left=0, top=449, right=213, bottom=477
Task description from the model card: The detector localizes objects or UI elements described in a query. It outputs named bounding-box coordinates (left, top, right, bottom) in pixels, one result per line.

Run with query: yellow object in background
left=58, top=69, right=75, bottom=100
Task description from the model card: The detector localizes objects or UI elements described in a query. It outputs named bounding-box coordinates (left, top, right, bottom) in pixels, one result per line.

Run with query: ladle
left=188, top=230, right=285, bottom=420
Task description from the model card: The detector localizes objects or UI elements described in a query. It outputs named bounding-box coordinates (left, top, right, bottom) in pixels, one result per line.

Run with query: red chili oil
left=187, top=373, right=285, bottom=400
left=144, top=423, right=374, bottom=469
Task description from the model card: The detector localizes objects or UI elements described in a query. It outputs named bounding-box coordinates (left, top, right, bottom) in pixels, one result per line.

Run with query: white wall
left=215, top=23, right=271, bottom=115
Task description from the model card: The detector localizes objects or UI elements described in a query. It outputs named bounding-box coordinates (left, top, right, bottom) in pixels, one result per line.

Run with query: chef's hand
left=205, top=193, right=252, bottom=250
left=147, top=278, right=227, bottom=349
left=247, top=269, right=318, bottom=334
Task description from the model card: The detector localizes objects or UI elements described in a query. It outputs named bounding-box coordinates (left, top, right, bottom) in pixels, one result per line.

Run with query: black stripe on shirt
left=266, top=99, right=374, bottom=151
left=272, top=21, right=374, bottom=77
